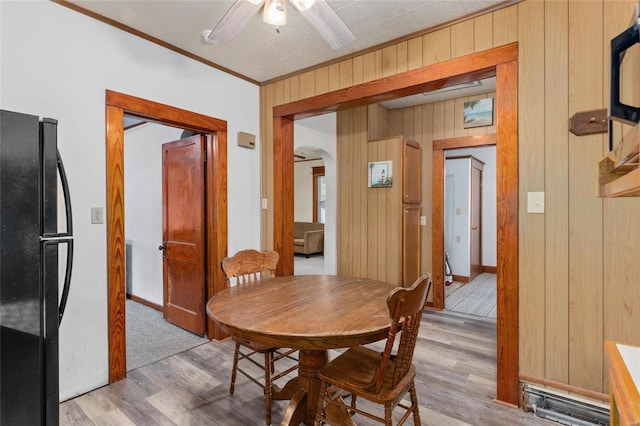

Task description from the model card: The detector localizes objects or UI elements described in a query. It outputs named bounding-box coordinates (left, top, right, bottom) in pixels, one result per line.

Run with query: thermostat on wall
left=237, top=132, right=256, bottom=149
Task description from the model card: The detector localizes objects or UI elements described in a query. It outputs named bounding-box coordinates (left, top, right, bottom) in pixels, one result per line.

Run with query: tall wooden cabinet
left=367, top=136, right=421, bottom=287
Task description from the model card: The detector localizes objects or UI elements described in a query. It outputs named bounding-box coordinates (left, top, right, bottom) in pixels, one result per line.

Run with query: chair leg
left=263, top=352, right=272, bottom=425
left=384, top=403, right=393, bottom=426
left=229, top=341, right=241, bottom=395
left=314, top=381, right=329, bottom=425
left=409, top=383, right=421, bottom=425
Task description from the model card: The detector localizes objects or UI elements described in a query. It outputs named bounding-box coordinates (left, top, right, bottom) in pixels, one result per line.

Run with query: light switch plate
left=420, top=216, right=426, bottom=226
left=527, top=192, right=545, bottom=214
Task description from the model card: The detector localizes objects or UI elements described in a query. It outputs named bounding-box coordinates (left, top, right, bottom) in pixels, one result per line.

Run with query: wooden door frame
left=433, top=138, right=495, bottom=302
left=272, top=43, right=518, bottom=405
left=312, top=166, right=325, bottom=223
left=105, top=90, right=228, bottom=383
left=471, top=156, right=484, bottom=281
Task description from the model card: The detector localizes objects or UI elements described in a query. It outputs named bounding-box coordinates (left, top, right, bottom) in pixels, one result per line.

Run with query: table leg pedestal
left=273, top=377, right=300, bottom=401
left=279, top=349, right=328, bottom=425
left=280, top=390, right=308, bottom=426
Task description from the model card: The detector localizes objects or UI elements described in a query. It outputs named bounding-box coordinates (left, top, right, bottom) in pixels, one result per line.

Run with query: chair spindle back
left=365, top=274, right=431, bottom=394
left=221, top=249, right=279, bottom=286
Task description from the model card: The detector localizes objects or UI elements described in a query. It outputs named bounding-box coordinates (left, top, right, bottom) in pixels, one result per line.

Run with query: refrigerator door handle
left=56, top=148, right=74, bottom=324
left=40, top=235, right=74, bottom=242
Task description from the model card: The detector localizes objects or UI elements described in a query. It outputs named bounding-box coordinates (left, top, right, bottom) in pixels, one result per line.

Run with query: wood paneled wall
left=385, top=92, right=496, bottom=288
left=335, top=94, right=495, bottom=302
left=260, top=0, right=640, bottom=396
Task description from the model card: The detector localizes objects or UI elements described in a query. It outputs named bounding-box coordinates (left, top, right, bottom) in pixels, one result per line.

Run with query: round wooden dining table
left=206, top=274, right=396, bottom=426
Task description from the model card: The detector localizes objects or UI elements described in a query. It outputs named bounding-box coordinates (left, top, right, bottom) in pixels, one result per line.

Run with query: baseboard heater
left=521, top=383, right=609, bottom=426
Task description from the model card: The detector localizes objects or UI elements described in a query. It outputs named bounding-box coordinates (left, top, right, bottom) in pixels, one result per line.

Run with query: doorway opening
left=123, top=120, right=210, bottom=371
left=294, top=147, right=326, bottom=275
left=271, top=44, right=518, bottom=405
left=443, top=146, right=497, bottom=320
left=106, top=90, right=228, bottom=382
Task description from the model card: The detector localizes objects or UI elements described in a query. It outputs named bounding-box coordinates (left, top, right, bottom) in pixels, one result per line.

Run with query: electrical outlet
left=91, top=207, right=104, bottom=224
left=420, top=216, right=427, bottom=226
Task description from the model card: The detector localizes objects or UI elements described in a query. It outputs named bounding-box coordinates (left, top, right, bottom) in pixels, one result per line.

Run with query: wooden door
left=161, top=135, right=205, bottom=336
left=469, top=158, right=483, bottom=282
left=402, top=204, right=421, bottom=287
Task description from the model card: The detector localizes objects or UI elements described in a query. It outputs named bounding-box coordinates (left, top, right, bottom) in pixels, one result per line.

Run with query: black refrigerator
left=0, top=109, right=74, bottom=425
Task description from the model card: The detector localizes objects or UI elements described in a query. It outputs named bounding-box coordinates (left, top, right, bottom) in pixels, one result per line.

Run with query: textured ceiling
left=63, top=0, right=511, bottom=84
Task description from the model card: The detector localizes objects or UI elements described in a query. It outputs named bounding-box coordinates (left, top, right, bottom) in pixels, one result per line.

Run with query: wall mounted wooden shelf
left=569, top=108, right=608, bottom=136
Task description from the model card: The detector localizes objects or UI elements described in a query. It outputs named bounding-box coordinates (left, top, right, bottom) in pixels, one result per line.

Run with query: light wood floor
left=60, top=309, right=554, bottom=425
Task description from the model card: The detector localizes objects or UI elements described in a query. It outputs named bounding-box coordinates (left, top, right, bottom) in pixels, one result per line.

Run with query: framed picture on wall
left=463, top=98, right=494, bottom=128
left=368, top=160, right=393, bottom=188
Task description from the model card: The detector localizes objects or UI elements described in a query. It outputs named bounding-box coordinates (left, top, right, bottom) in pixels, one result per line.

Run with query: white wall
left=445, top=146, right=497, bottom=275
left=1, top=1, right=260, bottom=400
left=294, top=114, right=337, bottom=274
left=294, top=159, right=324, bottom=222
left=124, top=123, right=184, bottom=305
left=445, top=158, right=472, bottom=276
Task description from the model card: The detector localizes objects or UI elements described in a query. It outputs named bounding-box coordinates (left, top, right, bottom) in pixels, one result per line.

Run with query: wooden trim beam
left=495, top=59, right=518, bottom=405
left=273, top=43, right=517, bottom=120
left=312, top=167, right=325, bottom=223
left=106, top=91, right=227, bottom=132
left=273, top=116, right=295, bottom=276
left=106, top=104, right=126, bottom=383
left=432, top=148, right=445, bottom=309
left=206, top=132, right=229, bottom=341
left=434, top=133, right=497, bottom=150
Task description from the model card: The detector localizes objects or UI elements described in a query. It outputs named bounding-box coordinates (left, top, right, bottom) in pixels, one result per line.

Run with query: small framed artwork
left=463, top=98, right=494, bottom=128
left=368, top=160, right=393, bottom=188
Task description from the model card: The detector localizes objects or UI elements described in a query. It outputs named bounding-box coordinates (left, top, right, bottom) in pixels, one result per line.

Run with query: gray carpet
left=126, top=299, right=209, bottom=371
left=445, top=273, right=497, bottom=319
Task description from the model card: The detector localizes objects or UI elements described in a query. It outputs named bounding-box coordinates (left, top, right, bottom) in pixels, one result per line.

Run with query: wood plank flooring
left=60, top=309, right=554, bottom=425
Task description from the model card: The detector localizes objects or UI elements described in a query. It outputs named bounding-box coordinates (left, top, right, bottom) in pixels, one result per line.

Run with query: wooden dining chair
left=221, top=249, right=298, bottom=425
left=314, top=273, right=432, bottom=426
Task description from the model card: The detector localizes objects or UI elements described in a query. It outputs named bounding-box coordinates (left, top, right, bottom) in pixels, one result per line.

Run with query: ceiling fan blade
left=291, top=0, right=355, bottom=49
left=207, top=0, right=264, bottom=43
